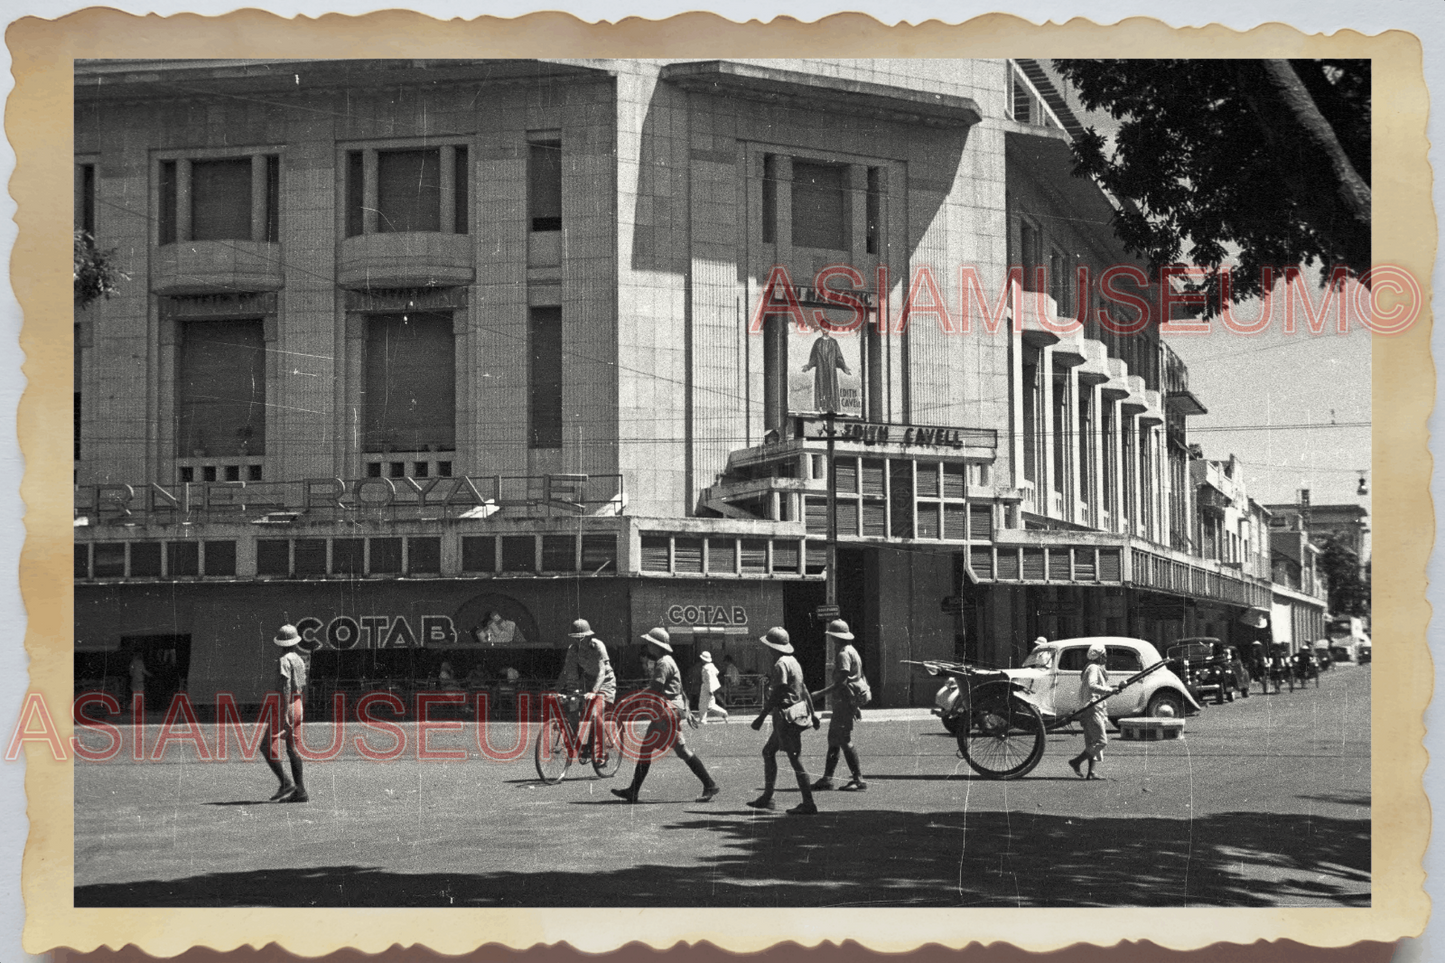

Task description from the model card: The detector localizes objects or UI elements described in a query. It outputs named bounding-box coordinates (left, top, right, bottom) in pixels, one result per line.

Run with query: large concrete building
left=73, top=58, right=1283, bottom=711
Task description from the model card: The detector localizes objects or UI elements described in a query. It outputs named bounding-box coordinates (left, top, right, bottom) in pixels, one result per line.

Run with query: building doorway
left=119, top=634, right=191, bottom=711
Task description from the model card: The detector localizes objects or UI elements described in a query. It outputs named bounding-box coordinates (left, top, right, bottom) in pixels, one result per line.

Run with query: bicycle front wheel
left=591, top=720, right=624, bottom=778
left=957, top=680, right=1045, bottom=780
left=534, top=717, right=572, bottom=784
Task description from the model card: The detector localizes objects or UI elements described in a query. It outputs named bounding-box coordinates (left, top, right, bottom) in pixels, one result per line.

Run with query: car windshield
left=1022, top=649, right=1054, bottom=669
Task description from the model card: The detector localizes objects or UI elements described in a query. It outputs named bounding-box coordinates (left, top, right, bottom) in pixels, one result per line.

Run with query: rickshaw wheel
left=956, top=680, right=1046, bottom=780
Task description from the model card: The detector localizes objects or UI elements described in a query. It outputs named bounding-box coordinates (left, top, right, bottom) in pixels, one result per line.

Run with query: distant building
left=1265, top=500, right=1370, bottom=563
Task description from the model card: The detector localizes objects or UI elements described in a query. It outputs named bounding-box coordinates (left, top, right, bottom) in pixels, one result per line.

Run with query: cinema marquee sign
left=798, top=418, right=997, bottom=451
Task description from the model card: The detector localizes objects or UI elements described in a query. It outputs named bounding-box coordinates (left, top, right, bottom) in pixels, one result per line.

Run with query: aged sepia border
left=7, top=9, right=1432, bottom=956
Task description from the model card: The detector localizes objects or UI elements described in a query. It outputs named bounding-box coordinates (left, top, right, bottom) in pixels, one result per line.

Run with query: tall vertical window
left=528, top=140, right=562, bottom=232
left=1102, top=405, right=1116, bottom=520
left=74, top=324, right=82, bottom=462
left=76, top=163, right=96, bottom=237
left=345, top=150, right=366, bottom=238
left=865, top=166, right=882, bottom=255
left=176, top=319, right=267, bottom=457
left=1021, top=357, right=1039, bottom=485
left=376, top=149, right=441, bottom=233
left=363, top=312, right=456, bottom=453
left=1049, top=249, right=1071, bottom=316
left=454, top=146, right=469, bottom=235
left=159, top=154, right=279, bottom=245
left=791, top=161, right=847, bottom=250
left=1051, top=372, right=1068, bottom=497
left=1079, top=390, right=1094, bottom=513
left=761, top=154, right=778, bottom=243
left=1019, top=220, right=1043, bottom=291
left=529, top=306, right=563, bottom=449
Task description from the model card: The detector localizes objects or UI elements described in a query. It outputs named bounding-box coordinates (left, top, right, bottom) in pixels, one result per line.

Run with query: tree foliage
left=1317, top=535, right=1369, bottom=618
left=74, top=230, right=127, bottom=308
left=1053, top=59, right=1370, bottom=317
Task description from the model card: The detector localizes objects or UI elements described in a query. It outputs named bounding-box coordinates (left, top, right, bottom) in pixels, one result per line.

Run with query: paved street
left=74, top=665, right=1369, bottom=908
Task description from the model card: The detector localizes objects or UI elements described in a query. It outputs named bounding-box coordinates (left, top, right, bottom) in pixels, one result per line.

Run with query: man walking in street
left=810, top=619, right=868, bottom=792
left=696, top=651, right=729, bottom=724
left=748, top=627, right=819, bottom=816
left=264, top=624, right=310, bottom=803
left=612, top=628, right=721, bottom=804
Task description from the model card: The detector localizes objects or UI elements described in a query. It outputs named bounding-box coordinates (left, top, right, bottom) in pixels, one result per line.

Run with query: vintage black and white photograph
left=68, top=54, right=1382, bottom=912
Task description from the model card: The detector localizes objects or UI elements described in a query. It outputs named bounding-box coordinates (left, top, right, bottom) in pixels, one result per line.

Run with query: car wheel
left=1145, top=691, right=1185, bottom=719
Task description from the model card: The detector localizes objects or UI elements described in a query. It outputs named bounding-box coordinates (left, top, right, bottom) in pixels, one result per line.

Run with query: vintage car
left=935, top=636, right=1202, bottom=731
left=1165, top=637, right=1248, bottom=704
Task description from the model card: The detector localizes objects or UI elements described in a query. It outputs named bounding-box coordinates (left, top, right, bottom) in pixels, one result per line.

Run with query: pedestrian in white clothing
left=696, top=652, right=729, bottom=723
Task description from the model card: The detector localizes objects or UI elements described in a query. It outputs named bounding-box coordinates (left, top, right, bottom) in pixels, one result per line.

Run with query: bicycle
left=534, top=690, right=623, bottom=784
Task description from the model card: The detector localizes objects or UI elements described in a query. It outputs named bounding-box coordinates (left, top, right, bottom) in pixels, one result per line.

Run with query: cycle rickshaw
left=905, top=658, right=1170, bottom=780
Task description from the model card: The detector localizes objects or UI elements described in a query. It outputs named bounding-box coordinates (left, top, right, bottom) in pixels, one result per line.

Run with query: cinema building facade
left=73, top=58, right=1276, bottom=711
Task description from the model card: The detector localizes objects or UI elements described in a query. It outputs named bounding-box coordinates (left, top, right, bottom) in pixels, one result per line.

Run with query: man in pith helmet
left=612, top=627, right=720, bottom=804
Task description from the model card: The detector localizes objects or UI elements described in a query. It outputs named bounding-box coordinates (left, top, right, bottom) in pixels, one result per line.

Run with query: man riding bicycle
left=555, top=619, right=617, bottom=759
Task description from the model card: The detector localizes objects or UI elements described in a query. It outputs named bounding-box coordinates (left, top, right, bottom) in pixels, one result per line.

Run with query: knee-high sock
left=679, top=748, right=716, bottom=789
left=762, top=751, right=778, bottom=793
left=629, top=759, right=652, bottom=793
left=791, top=765, right=815, bottom=805
left=263, top=730, right=290, bottom=786
left=823, top=745, right=840, bottom=778
left=842, top=745, right=862, bottom=779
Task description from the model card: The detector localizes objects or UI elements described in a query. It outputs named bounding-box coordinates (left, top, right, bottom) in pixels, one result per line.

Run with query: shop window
left=501, top=536, right=535, bottom=573
left=332, top=538, right=364, bottom=575
left=370, top=537, right=403, bottom=574
left=541, top=535, right=575, bottom=572
left=529, top=139, right=562, bottom=232
left=177, top=319, right=266, bottom=458
left=204, top=540, right=237, bottom=577
left=461, top=536, right=493, bottom=573
left=256, top=539, right=289, bottom=576
left=528, top=306, right=563, bottom=449
left=792, top=161, right=847, bottom=250
left=580, top=534, right=616, bottom=574
left=294, top=539, right=327, bottom=576
left=93, top=542, right=125, bottom=578
left=408, top=537, right=441, bottom=575
left=363, top=312, right=455, bottom=453
left=167, top=542, right=200, bottom=577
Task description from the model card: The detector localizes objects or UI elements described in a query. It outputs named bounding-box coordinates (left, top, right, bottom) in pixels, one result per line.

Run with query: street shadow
left=75, top=808, right=1368, bottom=908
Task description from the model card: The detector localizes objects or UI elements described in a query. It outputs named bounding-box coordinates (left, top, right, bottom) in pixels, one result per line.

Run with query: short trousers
left=764, top=712, right=804, bottom=756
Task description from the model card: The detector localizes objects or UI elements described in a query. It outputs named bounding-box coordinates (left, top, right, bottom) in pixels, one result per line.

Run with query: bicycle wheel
left=534, top=717, right=572, bottom=784
left=591, top=719, right=624, bottom=778
left=957, top=680, right=1045, bottom=780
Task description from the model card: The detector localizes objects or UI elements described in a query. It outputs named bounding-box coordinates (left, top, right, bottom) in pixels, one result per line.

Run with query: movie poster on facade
left=787, top=309, right=865, bottom=416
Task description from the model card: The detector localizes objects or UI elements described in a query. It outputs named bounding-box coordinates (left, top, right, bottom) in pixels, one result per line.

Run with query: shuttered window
left=943, top=464, right=966, bottom=499
left=501, top=536, right=536, bottom=572
left=862, top=502, right=887, bottom=538
left=837, top=500, right=859, bottom=537
left=363, top=312, right=455, bottom=453
left=295, top=539, right=327, bottom=576
left=674, top=538, right=703, bottom=574
left=256, top=539, right=288, bottom=576
left=772, top=540, right=799, bottom=573
left=332, top=538, right=364, bottom=575
left=970, top=547, right=994, bottom=579
left=167, top=542, right=200, bottom=577
left=707, top=539, right=735, bottom=574
left=804, top=497, right=828, bottom=535
left=408, top=537, right=441, bottom=574
left=835, top=458, right=858, bottom=494
left=1047, top=548, right=1070, bottom=581
left=177, top=319, right=266, bottom=458
left=640, top=536, right=671, bottom=572
left=204, top=540, right=237, bottom=577
left=130, top=542, right=162, bottom=577
left=943, top=504, right=968, bottom=539
left=969, top=504, right=992, bottom=539
left=740, top=539, right=768, bottom=575
left=915, top=504, right=939, bottom=539
left=371, top=537, right=403, bottom=574
left=1099, top=549, right=1122, bottom=581
left=916, top=462, right=939, bottom=498
left=460, top=536, right=493, bottom=573
left=997, top=548, right=1020, bottom=580
left=1074, top=548, right=1097, bottom=581
left=861, top=460, right=885, bottom=496
left=541, top=535, right=575, bottom=572
left=1022, top=548, right=1045, bottom=580
left=581, top=534, right=617, bottom=574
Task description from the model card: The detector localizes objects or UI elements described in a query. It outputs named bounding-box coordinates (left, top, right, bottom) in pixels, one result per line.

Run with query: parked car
left=1166, top=637, right=1244, bottom=704
left=934, top=637, right=1201, bottom=731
